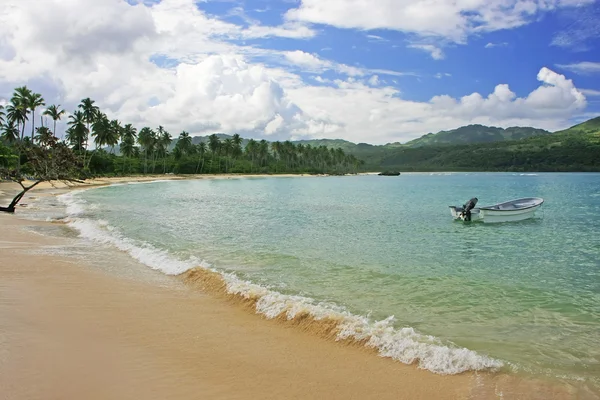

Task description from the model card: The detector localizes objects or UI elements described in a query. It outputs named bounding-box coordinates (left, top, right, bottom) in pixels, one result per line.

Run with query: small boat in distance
left=450, top=197, right=544, bottom=223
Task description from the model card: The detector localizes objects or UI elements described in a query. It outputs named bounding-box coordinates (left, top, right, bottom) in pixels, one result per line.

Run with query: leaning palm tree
left=27, top=92, right=45, bottom=142
left=43, top=105, right=66, bottom=139
left=0, top=105, right=4, bottom=127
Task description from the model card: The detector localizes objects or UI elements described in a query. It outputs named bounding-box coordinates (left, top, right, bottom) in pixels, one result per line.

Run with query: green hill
left=405, top=125, right=551, bottom=147
left=376, top=117, right=600, bottom=172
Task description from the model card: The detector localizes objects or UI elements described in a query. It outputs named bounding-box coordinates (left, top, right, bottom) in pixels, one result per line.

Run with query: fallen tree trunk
left=0, top=180, right=42, bottom=213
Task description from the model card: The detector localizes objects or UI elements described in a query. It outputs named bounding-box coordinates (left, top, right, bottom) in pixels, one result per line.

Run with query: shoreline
left=0, top=176, right=590, bottom=399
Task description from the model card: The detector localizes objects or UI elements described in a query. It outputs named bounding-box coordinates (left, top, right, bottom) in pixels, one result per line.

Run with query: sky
left=0, top=0, right=599, bottom=145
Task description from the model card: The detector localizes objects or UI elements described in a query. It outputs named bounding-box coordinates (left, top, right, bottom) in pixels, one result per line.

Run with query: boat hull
left=449, top=197, right=543, bottom=223
left=479, top=204, right=542, bottom=223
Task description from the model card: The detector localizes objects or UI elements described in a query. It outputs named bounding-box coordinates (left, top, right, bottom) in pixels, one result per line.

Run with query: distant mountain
left=293, top=138, right=358, bottom=152
left=404, top=124, right=551, bottom=147
left=375, top=116, right=600, bottom=172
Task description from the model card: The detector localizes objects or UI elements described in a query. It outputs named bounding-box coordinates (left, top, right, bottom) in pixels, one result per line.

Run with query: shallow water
left=58, top=173, right=600, bottom=388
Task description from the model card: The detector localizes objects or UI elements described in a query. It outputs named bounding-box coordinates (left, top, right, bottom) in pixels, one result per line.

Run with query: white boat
left=449, top=197, right=544, bottom=223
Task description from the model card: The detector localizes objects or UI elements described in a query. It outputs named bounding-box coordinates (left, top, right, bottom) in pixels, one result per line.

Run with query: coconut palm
left=8, top=88, right=30, bottom=140
left=107, top=119, right=122, bottom=153
left=12, top=87, right=31, bottom=137
left=35, top=126, right=54, bottom=148
left=195, top=141, right=207, bottom=173
left=1, top=120, right=19, bottom=143
left=78, top=98, right=100, bottom=164
left=208, top=134, right=220, bottom=172
left=222, top=138, right=233, bottom=172
left=43, top=105, right=66, bottom=139
left=66, top=111, right=88, bottom=152
left=137, top=127, right=156, bottom=173
left=175, top=131, right=192, bottom=154
left=245, top=139, right=257, bottom=171
left=27, top=92, right=45, bottom=142
left=156, top=126, right=172, bottom=173
left=119, top=124, right=137, bottom=173
left=232, top=133, right=243, bottom=158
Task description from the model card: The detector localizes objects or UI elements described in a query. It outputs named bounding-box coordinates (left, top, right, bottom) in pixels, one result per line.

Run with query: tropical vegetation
left=0, top=86, right=364, bottom=179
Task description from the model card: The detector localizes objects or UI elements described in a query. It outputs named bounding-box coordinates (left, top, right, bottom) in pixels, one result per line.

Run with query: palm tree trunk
left=31, top=109, right=35, bottom=142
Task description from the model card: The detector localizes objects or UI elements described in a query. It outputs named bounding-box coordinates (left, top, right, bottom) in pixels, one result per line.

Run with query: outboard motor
left=461, top=197, right=478, bottom=221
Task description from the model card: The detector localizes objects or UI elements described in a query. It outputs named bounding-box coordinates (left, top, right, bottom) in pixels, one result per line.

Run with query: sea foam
left=58, top=188, right=504, bottom=375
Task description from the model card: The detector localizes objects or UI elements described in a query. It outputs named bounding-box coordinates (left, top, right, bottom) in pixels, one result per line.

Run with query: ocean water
left=58, top=173, right=600, bottom=388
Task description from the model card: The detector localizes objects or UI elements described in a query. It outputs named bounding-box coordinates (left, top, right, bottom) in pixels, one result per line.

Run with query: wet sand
left=0, top=177, right=589, bottom=400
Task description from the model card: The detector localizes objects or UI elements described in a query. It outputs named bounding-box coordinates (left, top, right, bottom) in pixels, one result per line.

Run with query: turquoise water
left=64, top=173, right=600, bottom=386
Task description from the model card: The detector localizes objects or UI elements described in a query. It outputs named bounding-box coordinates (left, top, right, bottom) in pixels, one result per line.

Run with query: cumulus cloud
left=0, top=0, right=591, bottom=144
left=285, top=0, right=594, bottom=43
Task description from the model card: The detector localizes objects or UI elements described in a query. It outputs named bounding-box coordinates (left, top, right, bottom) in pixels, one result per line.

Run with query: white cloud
left=408, top=44, right=444, bottom=60
left=485, top=42, right=509, bottom=48
left=551, top=3, right=600, bottom=50
left=435, top=73, right=452, bottom=79
left=366, top=34, right=388, bottom=42
left=555, top=62, right=600, bottom=75
left=0, top=0, right=591, bottom=145
left=282, top=50, right=413, bottom=78
left=285, top=0, right=593, bottom=43
left=580, top=89, right=600, bottom=97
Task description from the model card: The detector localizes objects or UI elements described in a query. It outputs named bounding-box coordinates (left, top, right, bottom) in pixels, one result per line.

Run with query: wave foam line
left=184, top=267, right=503, bottom=375
left=58, top=190, right=504, bottom=376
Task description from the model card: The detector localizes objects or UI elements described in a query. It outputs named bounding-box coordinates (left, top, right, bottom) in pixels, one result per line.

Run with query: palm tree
left=176, top=131, right=192, bottom=153
left=208, top=134, right=220, bottom=172
left=0, top=105, right=4, bottom=127
left=1, top=120, right=19, bottom=143
left=232, top=133, right=243, bottom=158
left=195, top=141, right=207, bottom=173
left=157, top=126, right=172, bottom=173
left=222, top=138, right=233, bottom=172
left=78, top=98, right=100, bottom=165
left=120, top=124, right=137, bottom=173
left=107, top=119, right=122, bottom=153
left=27, top=92, right=45, bottom=142
left=66, top=111, right=88, bottom=152
left=137, top=127, right=156, bottom=173
left=9, top=88, right=30, bottom=140
left=259, top=140, right=269, bottom=168
left=43, top=105, right=66, bottom=139
left=35, top=126, right=54, bottom=148
left=92, top=113, right=110, bottom=148
left=245, top=139, right=257, bottom=172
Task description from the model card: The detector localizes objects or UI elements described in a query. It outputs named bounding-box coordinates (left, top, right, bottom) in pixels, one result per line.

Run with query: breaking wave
left=58, top=188, right=504, bottom=376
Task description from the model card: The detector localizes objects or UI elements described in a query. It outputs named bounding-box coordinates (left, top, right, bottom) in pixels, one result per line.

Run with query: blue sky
left=1, top=0, right=599, bottom=144
left=202, top=0, right=600, bottom=104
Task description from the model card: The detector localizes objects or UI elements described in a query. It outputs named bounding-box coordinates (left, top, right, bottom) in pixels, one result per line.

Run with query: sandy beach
left=0, top=176, right=586, bottom=399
